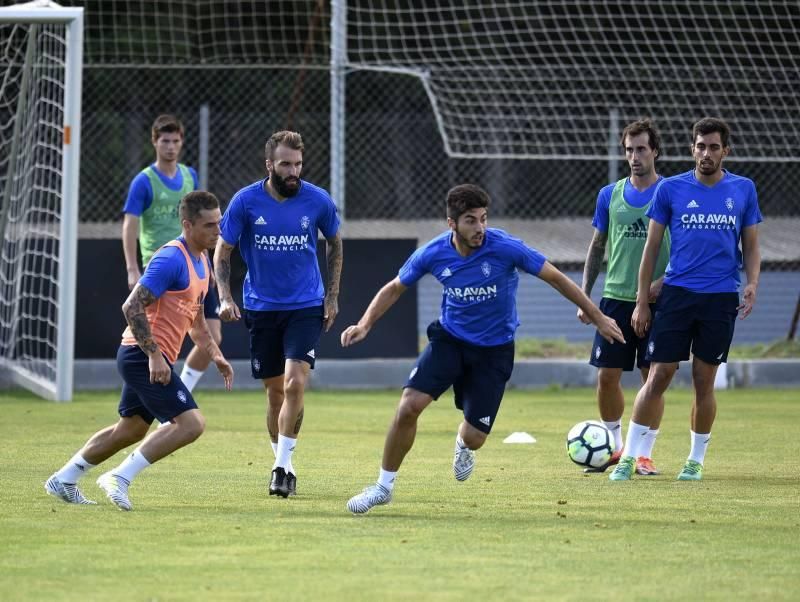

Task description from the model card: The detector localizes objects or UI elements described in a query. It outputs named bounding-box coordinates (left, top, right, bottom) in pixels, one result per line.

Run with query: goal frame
left=0, top=1, right=83, bottom=401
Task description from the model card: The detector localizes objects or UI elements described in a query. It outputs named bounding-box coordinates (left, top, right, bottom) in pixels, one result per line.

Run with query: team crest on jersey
left=725, top=198, right=734, bottom=211
left=481, top=261, right=491, bottom=277
left=177, top=390, right=187, bottom=404
left=300, top=215, right=310, bottom=230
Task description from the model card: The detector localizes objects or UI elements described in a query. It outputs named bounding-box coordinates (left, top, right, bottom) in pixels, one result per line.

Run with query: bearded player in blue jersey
left=610, top=118, right=762, bottom=482
left=214, top=130, right=343, bottom=499
left=342, top=184, right=625, bottom=514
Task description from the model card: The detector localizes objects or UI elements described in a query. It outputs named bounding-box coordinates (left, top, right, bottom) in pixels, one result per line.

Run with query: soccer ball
left=566, top=420, right=615, bottom=469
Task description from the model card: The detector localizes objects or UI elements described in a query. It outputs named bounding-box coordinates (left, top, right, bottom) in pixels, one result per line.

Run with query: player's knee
left=597, top=369, right=621, bottom=390
left=462, top=424, right=487, bottom=449
left=284, top=376, right=306, bottom=401
left=178, top=412, right=206, bottom=442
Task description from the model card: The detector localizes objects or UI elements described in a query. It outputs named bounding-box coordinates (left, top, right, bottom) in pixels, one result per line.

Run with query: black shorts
left=589, top=298, right=655, bottom=371
left=645, top=284, right=738, bottom=365
left=406, top=320, right=515, bottom=434
left=116, top=345, right=198, bottom=424
left=203, top=286, right=220, bottom=320
left=244, top=305, right=324, bottom=379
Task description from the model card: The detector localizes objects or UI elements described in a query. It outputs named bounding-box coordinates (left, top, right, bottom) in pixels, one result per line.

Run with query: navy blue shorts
left=645, top=284, right=738, bottom=365
left=116, top=345, right=198, bottom=424
left=203, top=285, right=220, bottom=319
left=244, top=305, right=324, bottom=379
left=589, top=298, right=656, bottom=371
left=406, top=320, right=515, bottom=434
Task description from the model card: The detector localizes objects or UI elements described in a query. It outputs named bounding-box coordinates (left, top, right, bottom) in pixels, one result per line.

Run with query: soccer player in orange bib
left=45, top=191, right=233, bottom=510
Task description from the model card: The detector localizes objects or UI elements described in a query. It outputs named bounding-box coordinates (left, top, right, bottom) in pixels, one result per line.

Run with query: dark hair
left=265, top=130, right=305, bottom=161
left=446, top=184, right=490, bottom=222
left=620, top=118, right=661, bottom=160
left=151, top=114, right=184, bottom=142
left=692, top=117, right=731, bottom=148
left=180, top=191, right=219, bottom=223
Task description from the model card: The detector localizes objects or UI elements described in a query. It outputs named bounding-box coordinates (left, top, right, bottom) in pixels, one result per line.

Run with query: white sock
left=55, top=452, right=95, bottom=484
left=270, top=439, right=294, bottom=475
left=688, top=431, right=711, bottom=465
left=602, top=419, right=623, bottom=451
left=179, top=366, right=204, bottom=393
left=274, top=434, right=296, bottom=471
left=378, top=468, right=397, bottom=491
left=112, top=448, right=152, bottom=483
left=622, top=421, right=650, bottom=459
left=640, top=428, right=659, bottom=458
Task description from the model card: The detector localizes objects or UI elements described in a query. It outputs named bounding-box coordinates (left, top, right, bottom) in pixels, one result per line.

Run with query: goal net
left=346, top=1, right=800, bottom=162
left=0, top=1, right=83, bottom=401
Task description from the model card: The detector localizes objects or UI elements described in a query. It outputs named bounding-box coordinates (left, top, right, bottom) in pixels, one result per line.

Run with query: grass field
left=1, top=387, right=798, bottom=601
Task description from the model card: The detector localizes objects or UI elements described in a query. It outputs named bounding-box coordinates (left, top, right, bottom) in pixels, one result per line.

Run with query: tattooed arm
left=577, top=229, right=607, bottom=324
left=214, top=237, right=241, bottom=322
left=323, top=232, right=343, bottom=332
left=122, top=283, right=171, bottom=385
left=189, top=309, right=234, bottom=390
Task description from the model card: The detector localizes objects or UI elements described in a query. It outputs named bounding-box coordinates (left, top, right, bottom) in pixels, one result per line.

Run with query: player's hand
left=596, top=314, right=625, bottom=345
left=148, top=353, right=171, bottom=386
left=648, top=280, right=663, bottom=303
left=214, top=356, right=234, bottom=391
left=340, top=324, right=369, bottom=347
left=218, top=298, right=241, bottom=322
left=631, top=303, right=651, bottom=338
left=737, top=283, right=757, bottom=319
left=127, top=266, right=141, bottom=291
left=576, top=307, right=591, bottom=325
left=323, top=294, right=339, bottom=332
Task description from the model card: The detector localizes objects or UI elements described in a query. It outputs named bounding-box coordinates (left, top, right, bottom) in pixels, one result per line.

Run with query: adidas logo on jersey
left=615, top=204, right=628, bottom=212
left=307, top=349, right=315, bottom=359
left=255, top=216, right=267, bottom=225
left=441, top=267, right=452, bottom=278
left=686, top=200, right=699, bottom=208
left=479, top=416, right=491, bottom=426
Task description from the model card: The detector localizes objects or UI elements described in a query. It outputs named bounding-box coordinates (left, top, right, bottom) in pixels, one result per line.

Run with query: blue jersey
left=123, top=164, right=199, bottom=216
left=139, top=237, right=207, bottom=297
left=220, top=178, right=340, bottom=311
left=399, top=228, right=546, bottom=346
left=647, top=169, right=762, bottom=293
left=592, top=177, right=663, bottom=232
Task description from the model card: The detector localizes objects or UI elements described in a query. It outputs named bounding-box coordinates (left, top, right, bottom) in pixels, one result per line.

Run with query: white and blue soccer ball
left=566, top=420, right=615, bottom=469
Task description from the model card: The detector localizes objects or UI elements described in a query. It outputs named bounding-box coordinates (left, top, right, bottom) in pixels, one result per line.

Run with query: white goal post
left=0, top=1, right=83, bottom=401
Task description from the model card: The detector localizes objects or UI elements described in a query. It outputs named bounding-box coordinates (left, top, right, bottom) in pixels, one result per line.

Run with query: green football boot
left=677, top=459, right=703, bottom=481
left=608, top=455, right=636, bottom=481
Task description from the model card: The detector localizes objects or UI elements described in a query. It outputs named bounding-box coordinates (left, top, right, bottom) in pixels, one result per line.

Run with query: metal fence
left=5, top=0, right=797, bottom=269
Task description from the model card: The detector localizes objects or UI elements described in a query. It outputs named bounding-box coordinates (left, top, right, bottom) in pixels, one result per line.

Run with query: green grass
left=422, top=337, right=800, bottom=359
left=1, top=387, right=799, bottom=601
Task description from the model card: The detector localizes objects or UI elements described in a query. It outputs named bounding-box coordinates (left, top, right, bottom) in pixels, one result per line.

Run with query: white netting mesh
left=0, top=17, right=67, bottom=393
left=346, top=1, right=800, bottom=161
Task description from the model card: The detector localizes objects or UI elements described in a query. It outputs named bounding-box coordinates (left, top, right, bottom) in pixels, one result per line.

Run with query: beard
left=271, top=172, right=300, bottom=198
left=697, top=159, right=719, bottom=175
left=454, top=228, right=484, bottom=249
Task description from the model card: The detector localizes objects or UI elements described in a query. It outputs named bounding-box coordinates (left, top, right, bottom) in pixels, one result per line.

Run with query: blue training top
left=219, top=178, right=340, bottom=311
left=139, top=237, right=207, bottom=296
left=592, top=177, right=663, bottom=232
left=399, top=228, right=546, bottom=346
left=647, top=169, right=762, bottom=293
left=123, top=164, right=199, bottom=216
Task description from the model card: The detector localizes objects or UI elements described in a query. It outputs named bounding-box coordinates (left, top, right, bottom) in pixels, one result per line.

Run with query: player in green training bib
left=122, top=114, right=222, bottom=393
left=578, top=119, right=670, bottom=475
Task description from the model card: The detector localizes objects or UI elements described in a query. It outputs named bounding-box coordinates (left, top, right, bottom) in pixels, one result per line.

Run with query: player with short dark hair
left=121, top=114, right=222, bottom=393
left=578, top=118, right=670, bottom=476
left=343, top=184, right=625, bottom=514
left=46, top=191, right=234, bottom=510
left=610, top=117, right=762, bottom=481
left=214, top=130, right=343, bottom=499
